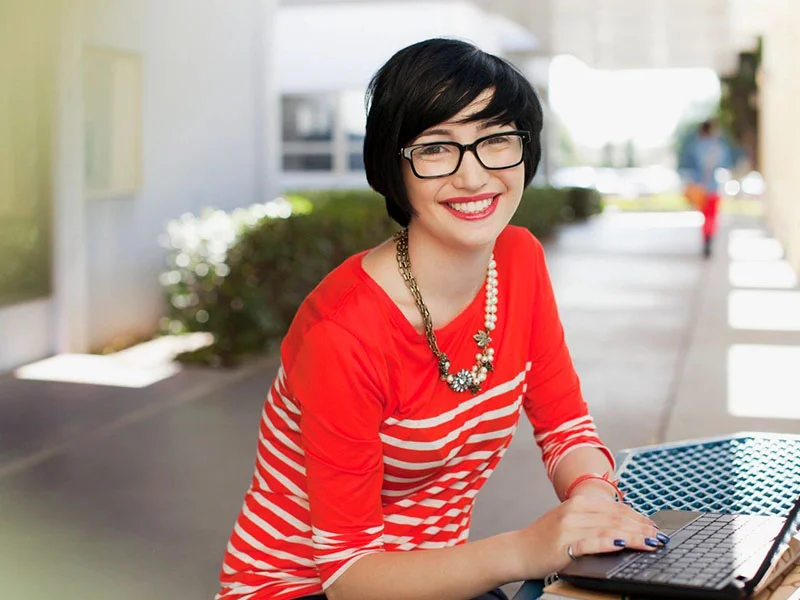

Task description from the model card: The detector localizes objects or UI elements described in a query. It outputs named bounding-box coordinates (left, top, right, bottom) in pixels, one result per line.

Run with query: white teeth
left=449, top=197, right=494, bottom=214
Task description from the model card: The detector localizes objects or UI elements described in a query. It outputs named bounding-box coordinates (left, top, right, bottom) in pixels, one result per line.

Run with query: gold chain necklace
left=394, top=228, right=497, bottom=394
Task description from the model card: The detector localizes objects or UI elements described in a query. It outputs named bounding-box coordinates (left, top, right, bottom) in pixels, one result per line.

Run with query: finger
left=573, top=529, right=667, bottom=556
left=570, top=536, right=631, bottom=558
left=592, top=527, right=668, bottom=552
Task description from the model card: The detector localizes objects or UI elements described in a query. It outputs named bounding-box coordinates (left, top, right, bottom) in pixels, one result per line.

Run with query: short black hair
left=364, top=38, right=544, bottom=227
left=700, top=119, right=714, bottom=135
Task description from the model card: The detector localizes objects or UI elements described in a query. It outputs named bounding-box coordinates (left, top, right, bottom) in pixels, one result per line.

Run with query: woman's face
left=401, top=89, right=526, bottom=252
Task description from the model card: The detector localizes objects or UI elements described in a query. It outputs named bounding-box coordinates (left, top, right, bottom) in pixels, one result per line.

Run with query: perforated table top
left=511, top=433, right=800, bottom=600
left=615, top=432, right=800, bottom=517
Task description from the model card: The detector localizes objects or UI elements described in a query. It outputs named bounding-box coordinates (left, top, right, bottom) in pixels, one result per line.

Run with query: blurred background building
left=0, top=0, right=279, bottom=372
left=1, top=0, right=798, bottom=373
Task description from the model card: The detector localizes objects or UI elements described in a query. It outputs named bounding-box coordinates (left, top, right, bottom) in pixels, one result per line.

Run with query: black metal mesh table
left=511, top=432, right=800, bottom=600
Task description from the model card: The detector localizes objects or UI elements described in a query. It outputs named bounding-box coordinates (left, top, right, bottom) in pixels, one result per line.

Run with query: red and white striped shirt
left=217, top=226, right=613, bottom=600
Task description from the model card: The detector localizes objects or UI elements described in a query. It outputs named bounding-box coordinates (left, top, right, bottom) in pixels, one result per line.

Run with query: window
left=341, top=91, right=366, bottom=172
left=84, top=47, right=142, bottom=199
left=281, top=91, right=367, bottom=174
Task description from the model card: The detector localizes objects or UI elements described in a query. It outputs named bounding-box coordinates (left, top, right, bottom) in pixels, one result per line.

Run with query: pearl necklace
left=394, top=228, right=497, bottom=394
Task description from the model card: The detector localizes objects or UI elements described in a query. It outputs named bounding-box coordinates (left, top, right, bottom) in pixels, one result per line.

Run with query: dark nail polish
left=614, top=539, right=627, bottom=547
left=656, top=532, right=671, bottom=544
left=645, top=537, right=660, bottom=547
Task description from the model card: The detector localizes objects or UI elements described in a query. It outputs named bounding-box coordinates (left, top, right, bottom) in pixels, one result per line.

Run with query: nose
left=452, top=148, right=490, bottom=190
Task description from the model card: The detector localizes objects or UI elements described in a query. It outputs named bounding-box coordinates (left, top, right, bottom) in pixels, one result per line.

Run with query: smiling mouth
left=446, top=195, right=497, bottom=215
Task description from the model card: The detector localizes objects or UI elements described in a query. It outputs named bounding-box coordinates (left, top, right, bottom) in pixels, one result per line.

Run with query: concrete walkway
left=0, top=210, right=797, bottom=599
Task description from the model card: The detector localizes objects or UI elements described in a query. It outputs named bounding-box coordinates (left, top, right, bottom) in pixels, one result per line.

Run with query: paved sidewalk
left=0, top=210, right=797, bottom=599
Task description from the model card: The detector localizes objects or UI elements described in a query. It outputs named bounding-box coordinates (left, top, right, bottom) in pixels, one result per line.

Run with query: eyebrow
left=416, top=121, right=498, bottom=140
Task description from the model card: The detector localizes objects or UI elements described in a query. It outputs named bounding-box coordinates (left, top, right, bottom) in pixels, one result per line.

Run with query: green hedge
left=161, top=186, right=596, bottom=365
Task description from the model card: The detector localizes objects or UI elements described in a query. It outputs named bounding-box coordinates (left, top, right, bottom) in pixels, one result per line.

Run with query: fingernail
left=656, top=532, right=671, bottom=544
left=645, top=537, right=660, bottom=547
left=614, top=539, right=627, bottom=547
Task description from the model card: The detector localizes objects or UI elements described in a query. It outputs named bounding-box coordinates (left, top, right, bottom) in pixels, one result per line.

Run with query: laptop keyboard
left=610, top=513, right=779, bottom=589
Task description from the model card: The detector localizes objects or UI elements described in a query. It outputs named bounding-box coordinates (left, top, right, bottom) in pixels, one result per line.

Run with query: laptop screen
left=748, top=494, right=800, bottom=591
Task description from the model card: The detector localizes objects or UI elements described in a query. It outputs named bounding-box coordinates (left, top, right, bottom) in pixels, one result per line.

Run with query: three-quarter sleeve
left=521, top=237, right=614, bottom=479
left=289, top=320, right=387, bottom=590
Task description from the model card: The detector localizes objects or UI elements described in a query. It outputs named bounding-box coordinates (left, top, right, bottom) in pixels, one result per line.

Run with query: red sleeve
left=521, top=237, right=614, bottom=479
left=289, top=320, right=386, bottom=590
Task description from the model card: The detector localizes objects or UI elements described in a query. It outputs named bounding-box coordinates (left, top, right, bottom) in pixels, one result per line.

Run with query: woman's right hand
left=511, top=495, right=668, bottom=580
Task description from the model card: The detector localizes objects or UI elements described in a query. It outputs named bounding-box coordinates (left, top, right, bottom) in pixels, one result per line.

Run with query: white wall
left=0, top=300, right=54, bottom=370
left=276, top=1, right=524, bottom=94
left=78, top=0, right=269, bottom=350
left=759, top=0, right=800, bottom=274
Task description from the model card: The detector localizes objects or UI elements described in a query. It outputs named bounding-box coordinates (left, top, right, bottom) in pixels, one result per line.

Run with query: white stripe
left=383, top=424, right=517, bottom=472
left=258, top=431, right=306, bottom=476
left=255, top=448, right=307, bottom=499
left=218, top=571, right=317, bottom=599
left=266, top=389, right=301, bottom=433
left=249, top=491, right=311, bottom=532
left=541, top=432, right=602, bottom=466
left=223, top=540, right=291, bottom=575
left=314, top=539, right=383, bottom=563
left=274, top=365, right=301, bottom=415
left=384, top=503, right=471, bottom=527
left=383, top=472, right=430, bottom=484
left=422, top=513, right=471, bottom=537
left=260, top=405, right=304, bottom=455
left=381, top=456, right=495, bottom=498
left=235, top=580, right=319, bottom=600
left=380, top=397, right=521, bottom=451
left=546, top=442, right=613, bottom=477
left=233, top=521, right=315, bottom=567
left=382, top=534, right=414, bottom=546
left=312, top=524, right=383, bottom=539
left=539, top=428, right=599, bottom=459
left=387, top=469, right=472, bottom=492
left=534, top=416, right=595, bottom=443
left=239, top=503, right=312, bottom=546
left=395, top=521, right=471, bottom=551
left=216, top=579, right=272, bottom=600
left=382, top=436, right=512, bottom=501
left=276, top=388, right=301, bottom=416
left=384, top=371, right=526, bottom=429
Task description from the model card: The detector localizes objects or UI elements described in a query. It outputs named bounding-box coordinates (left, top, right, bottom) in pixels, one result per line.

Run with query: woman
left=216, top=38, right=667, bottom=600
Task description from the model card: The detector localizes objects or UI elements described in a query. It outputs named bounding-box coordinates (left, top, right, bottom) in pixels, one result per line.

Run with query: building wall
left=0, top=0, right=60, bottom=371
left=275, top=1, right=537, bottom=191
left=759, top=0, right=800, bottom=274
left=79, top=0, right=267, bottom=350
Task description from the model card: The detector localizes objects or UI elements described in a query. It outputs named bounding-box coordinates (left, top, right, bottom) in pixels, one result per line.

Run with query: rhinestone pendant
left=448, top=369, right=474, bottom=393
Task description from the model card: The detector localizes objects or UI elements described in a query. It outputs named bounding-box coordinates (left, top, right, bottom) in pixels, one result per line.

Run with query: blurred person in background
left=680, top=119, right=735, bottom=258
left=216, top=38, right=665, bottom=600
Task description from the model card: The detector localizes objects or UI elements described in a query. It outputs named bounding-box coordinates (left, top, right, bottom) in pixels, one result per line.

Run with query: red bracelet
left=564, top=472, right=625, bottom=501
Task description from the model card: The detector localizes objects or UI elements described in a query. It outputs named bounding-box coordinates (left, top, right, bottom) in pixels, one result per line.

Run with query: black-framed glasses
left=400, top=130, right=531, bottom=179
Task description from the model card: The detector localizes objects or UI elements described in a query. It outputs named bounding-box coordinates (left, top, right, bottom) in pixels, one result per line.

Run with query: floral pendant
left=449, top=369, right=476, bottom=394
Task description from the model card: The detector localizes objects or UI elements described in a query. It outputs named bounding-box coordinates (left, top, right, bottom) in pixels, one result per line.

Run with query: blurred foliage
left=717, top=38, right=761, bottom=168
left=0, top=217, right=51, bottom=307
left=603, top=193, right=763, bottom=217
left=161, top=187, right=600, bottom=366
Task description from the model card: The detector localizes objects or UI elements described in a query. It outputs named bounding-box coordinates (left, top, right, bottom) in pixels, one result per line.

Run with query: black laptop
left=559, top=494, right=800, bottom=599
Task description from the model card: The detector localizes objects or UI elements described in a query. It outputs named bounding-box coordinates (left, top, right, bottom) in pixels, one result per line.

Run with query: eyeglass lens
left=411, top=134, right=524, bottom=177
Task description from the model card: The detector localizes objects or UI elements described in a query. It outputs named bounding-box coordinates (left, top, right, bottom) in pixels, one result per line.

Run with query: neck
left=404, top=226, right=494, bottom=313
